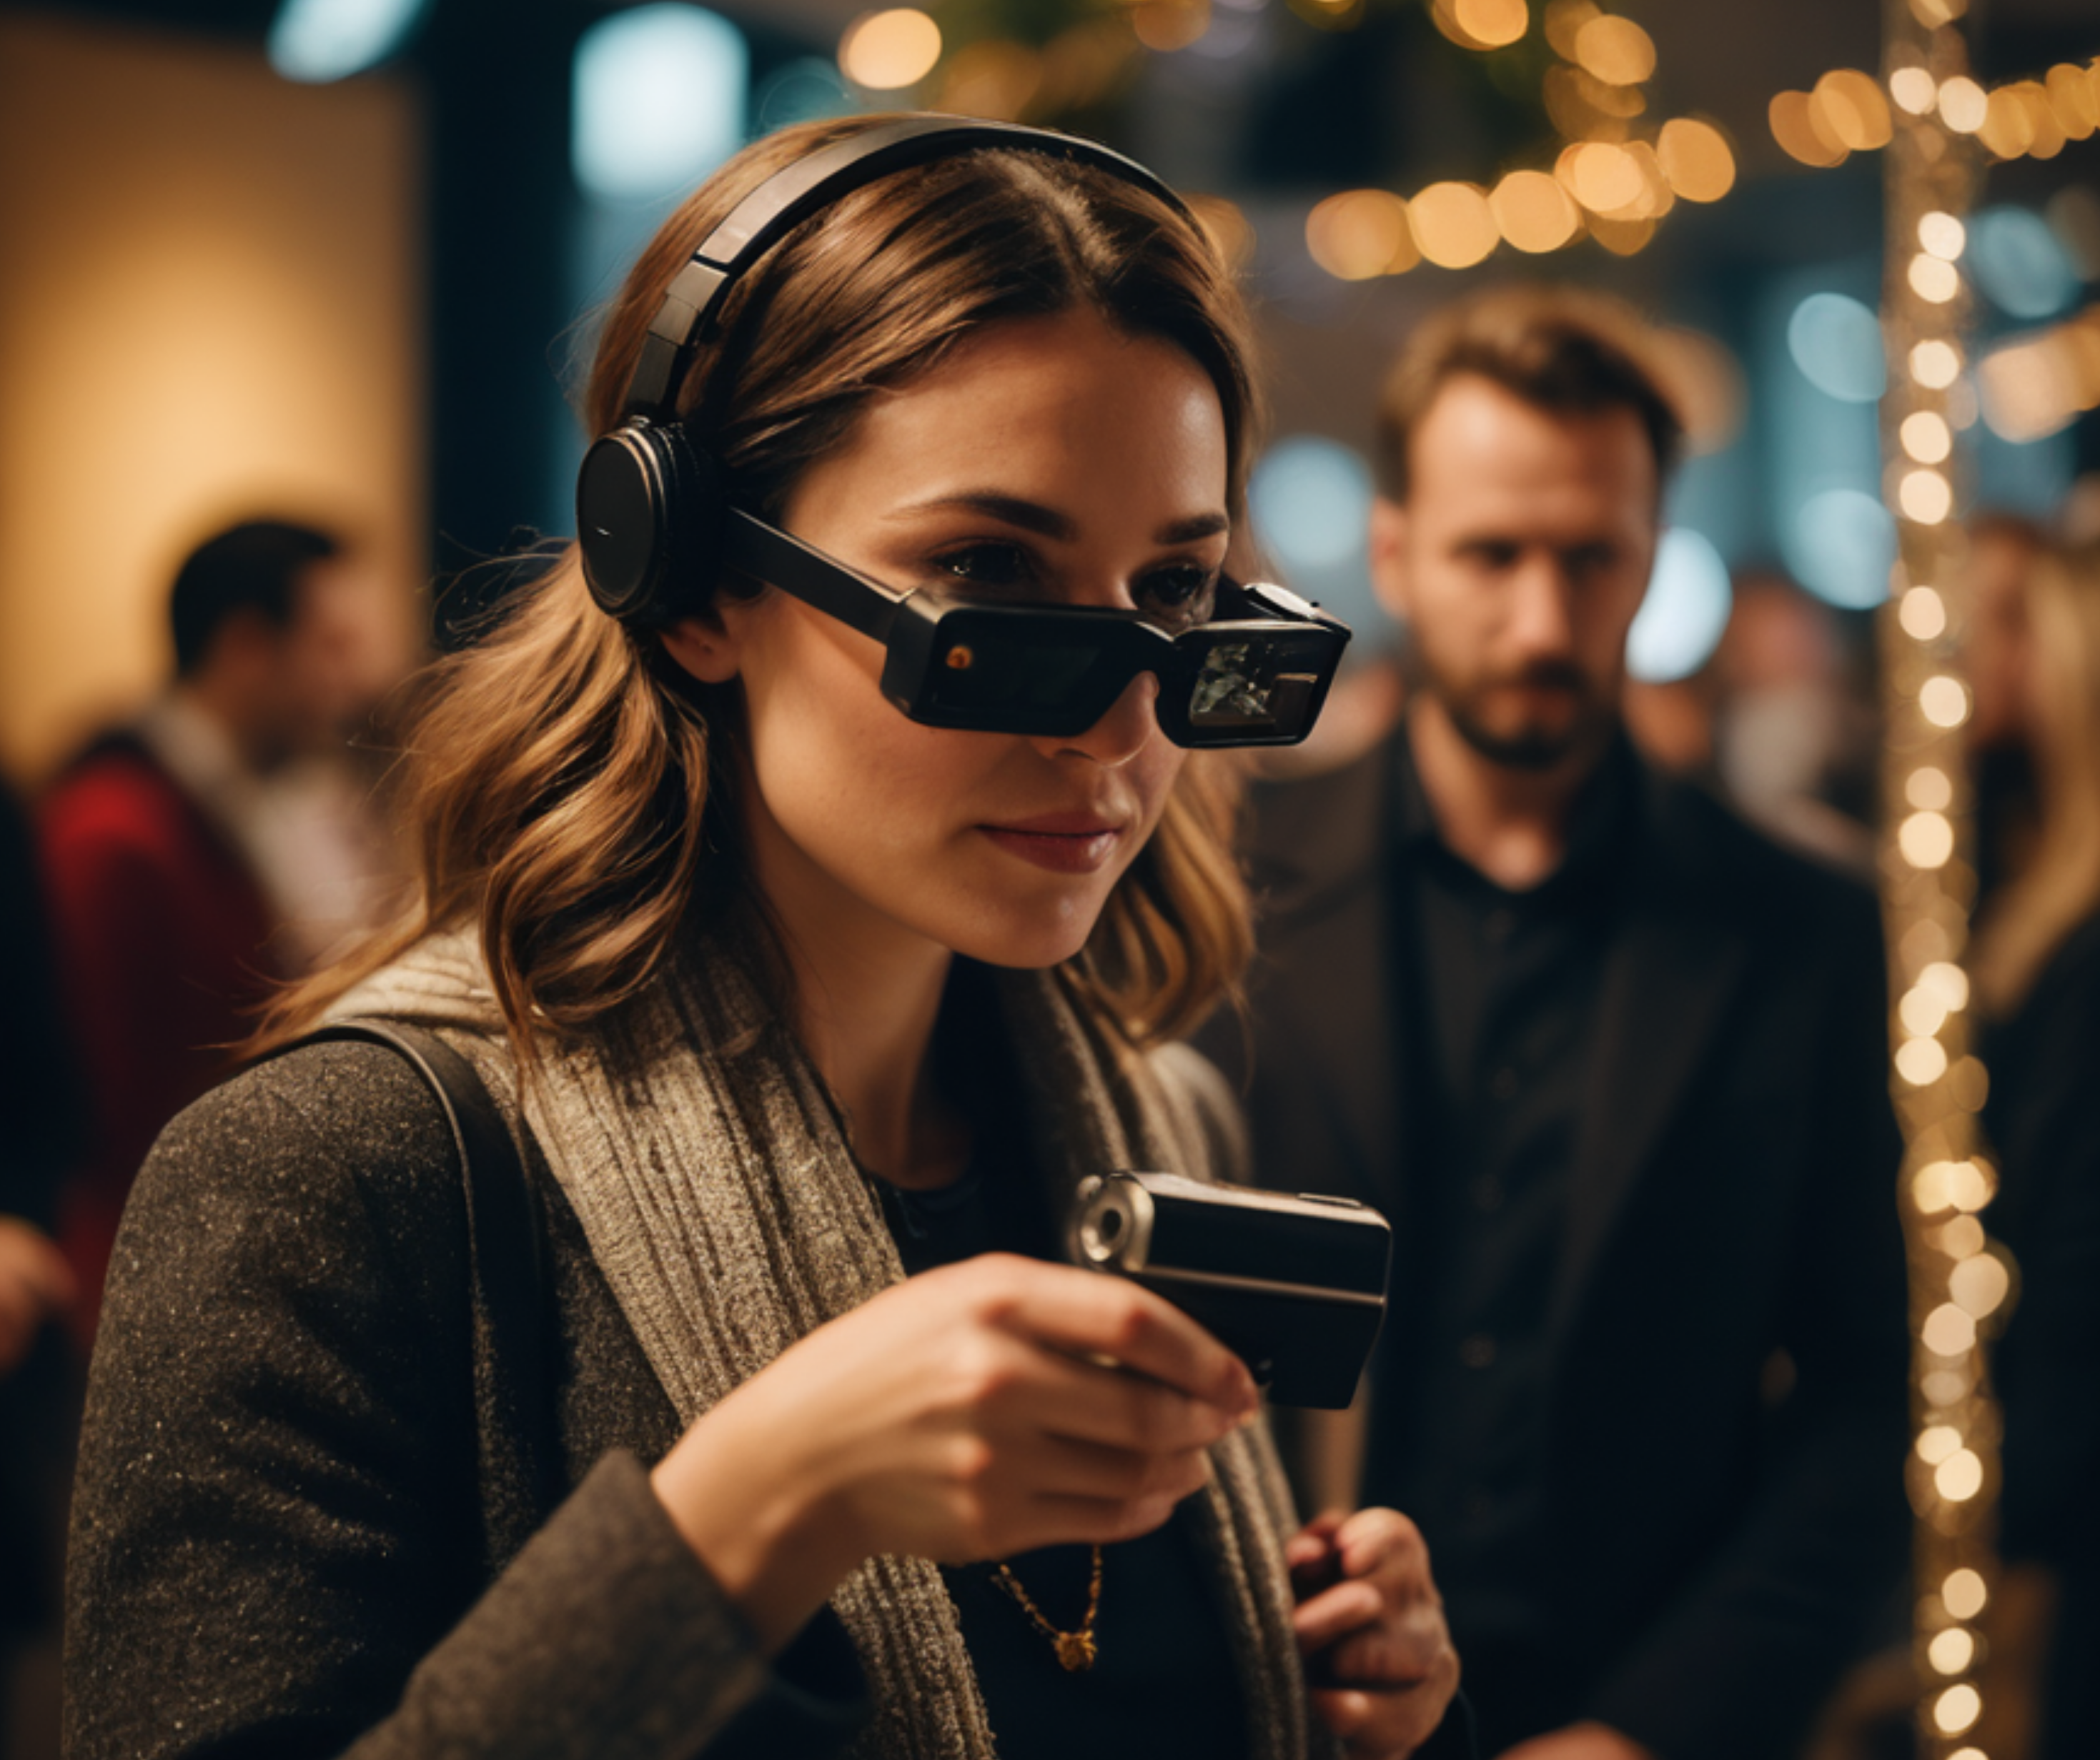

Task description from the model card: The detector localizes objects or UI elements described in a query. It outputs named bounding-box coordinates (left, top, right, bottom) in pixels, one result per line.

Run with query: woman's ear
left=659, top=610, right=742, bottom=685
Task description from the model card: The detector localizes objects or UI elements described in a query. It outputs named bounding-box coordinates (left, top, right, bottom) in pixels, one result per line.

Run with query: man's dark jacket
left=1199, top=730, right=1908, bottom=1760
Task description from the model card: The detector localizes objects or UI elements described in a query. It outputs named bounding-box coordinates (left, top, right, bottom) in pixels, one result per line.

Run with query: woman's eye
left=933, top=545, right=1033, bottom=591
left=1138, top=565, right=1219, bottom=629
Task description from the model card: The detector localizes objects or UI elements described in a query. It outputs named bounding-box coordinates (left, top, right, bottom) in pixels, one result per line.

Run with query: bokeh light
left=1249, top=437, right=1374, bottom=572
left=1786, top=488, right=1894, bottom=609
left=1911, top=339, right=1961, bottom=389
left=1901, top=586, right=1948, bottom=639
left=1891, top=66, right=1939, bottom=115
left=1903, top=412, right=1953, bottom=463
left=1306, top=189, right=1415, bottom=279
left=1656, top=119, right=1735, bottom=202
left=269, top=0, right=429, bottom=82
left=1787, top=293, right=1886, bottom=402
left=1627, top=528, right=1732, bottom=683
left=1813, top=69, right=1893, bottom=151
left=1453, top=0, right=1528, bottom=49
left=1919, top=211, right=1967, bottom=259
left=839, top=8, right=941, bottom=89
left=1921, top=674, right=1970, bottom=727
left=1934, top=1684, right=1983, bottom=1736
left=1490, top=171, right=1582, bottom=252
left=1409, top=182, right=1499, bottom=268
left=1938, top=76, right=1988, bottom=133
left=1572, top=14, right=1654, bottom=85
left=1901, top=469, right=1953, bottom=524
left=1968, top=207, right=2079, bottom=319
left=1770, top=90, right=1848, bottom=166
left=573, top=5, right=748, bottom=202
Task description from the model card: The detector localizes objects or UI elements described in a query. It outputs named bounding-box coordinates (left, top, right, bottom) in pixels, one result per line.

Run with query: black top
left=1368, top=735, right=1630, bottom=1665
left=868, top=973, right=1251, bottom=1760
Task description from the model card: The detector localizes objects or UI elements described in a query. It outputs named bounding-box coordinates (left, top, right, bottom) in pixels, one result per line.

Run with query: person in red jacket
left=38, top=519, right=368, bottom=1347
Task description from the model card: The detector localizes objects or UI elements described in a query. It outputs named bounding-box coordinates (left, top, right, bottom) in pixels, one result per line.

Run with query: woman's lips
left=979, top=812, right=1126, bottom=874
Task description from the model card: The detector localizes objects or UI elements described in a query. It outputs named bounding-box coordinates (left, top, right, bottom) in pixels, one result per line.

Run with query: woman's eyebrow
left=893, top=494, right=1230, bottom=548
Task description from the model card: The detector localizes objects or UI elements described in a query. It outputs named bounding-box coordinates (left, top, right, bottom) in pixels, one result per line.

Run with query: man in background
left=1202, top=288, right=1906, bottom=1760
left=37, top=519, right=384, bottom=1345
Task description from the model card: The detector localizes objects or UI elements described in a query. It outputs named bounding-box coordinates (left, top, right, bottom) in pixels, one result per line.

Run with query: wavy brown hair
left=260, top=116, right=1259, bottom=1065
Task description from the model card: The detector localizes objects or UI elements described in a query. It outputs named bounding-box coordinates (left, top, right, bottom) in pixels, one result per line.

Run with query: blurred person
left=1711, top=572, right=1876, bottom=877
left=1967, top=536, right=2100, bottom=1760
left=36, top=517, right=382, bottom=1345
left=66, top=118, right=1459, bottom=1760
left=1200, top=286, right=1908, bottom=1760
left=1, top=782, right=82, bottom=1759
left=1619, top=675, right=1713, bottom=781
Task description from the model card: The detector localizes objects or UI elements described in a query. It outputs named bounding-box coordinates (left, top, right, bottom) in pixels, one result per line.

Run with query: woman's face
left=663, top=309, right=1230, bottom=973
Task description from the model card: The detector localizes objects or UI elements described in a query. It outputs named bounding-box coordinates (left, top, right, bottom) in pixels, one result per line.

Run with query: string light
left=1878, top=6, right=2013, bottom=1754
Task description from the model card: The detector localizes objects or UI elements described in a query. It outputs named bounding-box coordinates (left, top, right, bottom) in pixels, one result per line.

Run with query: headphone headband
left=619, top=114, right=1194, bottom=419
left=580, top=114, right=1194, bottom=629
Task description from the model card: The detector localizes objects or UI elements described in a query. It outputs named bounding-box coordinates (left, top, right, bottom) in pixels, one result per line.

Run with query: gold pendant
left=1054, top=1631, right=1097, bottom=1672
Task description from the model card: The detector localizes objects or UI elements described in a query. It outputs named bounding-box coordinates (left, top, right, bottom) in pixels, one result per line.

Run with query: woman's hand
left=0, top=1215, right=74, bottom=1378
left=650, top=1253, right=1258, bottom=1651
left=1290, top=1506, right=1460, bottom=1759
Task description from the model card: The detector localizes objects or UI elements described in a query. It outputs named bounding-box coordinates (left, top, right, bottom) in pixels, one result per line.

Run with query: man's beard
left=1428, top=657, right=1616, bottom=772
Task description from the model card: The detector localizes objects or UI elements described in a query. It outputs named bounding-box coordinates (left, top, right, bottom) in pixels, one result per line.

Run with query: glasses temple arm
left=719, top=507, right=907, bottom=644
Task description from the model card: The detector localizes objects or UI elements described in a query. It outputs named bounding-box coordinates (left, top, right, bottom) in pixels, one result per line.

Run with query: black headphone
left=575, top=114, right=1192, bottom=630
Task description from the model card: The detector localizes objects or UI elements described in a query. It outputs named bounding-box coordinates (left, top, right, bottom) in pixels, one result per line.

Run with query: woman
left=64, top=117, right=1457, bottom=1760
left=1969, top=535, right=2100, bottom=1760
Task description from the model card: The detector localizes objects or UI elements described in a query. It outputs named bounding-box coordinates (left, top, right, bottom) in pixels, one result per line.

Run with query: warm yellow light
left=2006, top=80, right=2066, bottom=159
left=1929, top=1626, right=1977, bottom=1674
left=1899, top=1037, right=1951, bottom=1085
left=1901, top=470, right=1954, bottom=524
left=1586, top=213, right=1655, bottom=257
left=2047, top=63, right=2099, bottom=139
left=1934, top=1682, right=1983, bottom=1735
left=1911, top=339, right=1961, bottom=389
left=1572, top=14, right=1654, bottom=85
left=937, top=39, right=1041, bottom=121
left=1919, top=211, right=1967, bottom=259
left=1903, top=412, right=1953, bottom=463
left=1130, top=0, right=1213, bottom=51
left=1814, top=69, right=1893, bottom=151
left=1769, top=91, right=1848, bottom=167
left=838, top=8, right=943, bottom=88
left=1937, top=1214, right=1986, bottom=1259
left=1948, top=1749, right=1986, bottom=1760
left=1920, top=960, right=1970, bottom=1009
left=1951, top=1253, right=2011, bottom=1319
left=1909, top=0, right=1968, bottom=22
left=1943, top=1568, right=1988, bottom=1619
left=1921, top=674, right=1970, bottom=726
left=1918, top=1425, right=1962, bottom=1464
left=1409, top=182, right=1499, bottom=268
left=1900, top=812, right=1956, bottom=870
left=1655, top=117, right=1735, bottom=202
left=1910, top=254, right=1961, bottom=304
left=1907, top=767, right=1953, bottom=810
left=1453, top=0, right=1528, bottom=49
left=1567, top=140, right=1642, bottom=212
left=1923, top=1303, right=1978, bottom=1356
left=1901, top=987, right=1950, bottom=1038
left=1938, top=76, right=1988, bottom=133
left=1891, top=66, right=1938, bottom=115
left=1541, top=0, right=1598, bottom=60
left=1949, top=1160, right=1994, bottom=1213
left=1489, top=171, right=1581, bottom=252
left=1900, top=586, right=1947, bottom=639
left=1977, top=85, right=2038, bottom=159
left=1305, top=189, right=1416, bottom=280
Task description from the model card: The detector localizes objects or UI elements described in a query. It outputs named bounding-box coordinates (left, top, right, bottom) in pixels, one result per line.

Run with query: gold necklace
left=991, top=1545, right=1104, bottom=1671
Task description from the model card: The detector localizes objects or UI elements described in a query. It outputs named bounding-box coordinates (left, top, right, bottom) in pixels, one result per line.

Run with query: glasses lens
left=917, top=612, right=1139, bottom=733
left=1172, top=627, right=1342, bottom=745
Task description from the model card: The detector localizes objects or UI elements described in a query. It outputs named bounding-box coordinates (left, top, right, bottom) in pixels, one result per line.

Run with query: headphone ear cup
left=577, top=422, right=726, bottom=628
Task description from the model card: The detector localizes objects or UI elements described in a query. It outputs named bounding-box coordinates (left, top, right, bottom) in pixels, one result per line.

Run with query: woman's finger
left=1011, top=1348, right=1251, bottom=1456
left=969, top=1256, right=1257, bottom=1411
left=1292, top=1578, right=1384, bottom=1655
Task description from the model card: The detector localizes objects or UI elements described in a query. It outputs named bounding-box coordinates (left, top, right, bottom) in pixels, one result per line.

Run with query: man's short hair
left=169, top=520, right=340, bottom=677
left=1373, top=285, right=1685, bottom=502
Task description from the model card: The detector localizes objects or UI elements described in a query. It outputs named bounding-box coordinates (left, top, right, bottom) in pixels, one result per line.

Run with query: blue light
left=1249, top=437, right=1372, bottom=572
left=1784, top=488, right=1895, bottom=610
left=1969, top=207, right=2079, bottom=321
left=1627, top=528, right=1733, bottom=683
left=573, top=6, right=748, bottom=204
left=1785, top=293, right=1886, bottom=404
left=267, top=0, right=427, bottom=82
left=753, top=57, right=856, bottom=136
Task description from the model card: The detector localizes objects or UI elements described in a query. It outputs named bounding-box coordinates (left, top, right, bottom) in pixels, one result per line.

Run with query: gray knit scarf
left=333, top=925, right=1319, bottom=1760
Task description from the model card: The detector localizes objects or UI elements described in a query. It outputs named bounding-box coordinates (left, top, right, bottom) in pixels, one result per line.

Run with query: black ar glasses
left=715, top=508, right=1352, bottom=750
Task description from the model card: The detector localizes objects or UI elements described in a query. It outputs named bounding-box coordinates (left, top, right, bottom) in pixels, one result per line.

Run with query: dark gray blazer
left=65, top=1041, right=868, bottom=1760
left=1199, top=732, right=1910, bottom=1760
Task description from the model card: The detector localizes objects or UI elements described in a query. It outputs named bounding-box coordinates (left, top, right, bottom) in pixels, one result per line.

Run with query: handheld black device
left=1069, top=1172, right=1391, bottom=1409
left=575, top=114, right=1352, bottom=749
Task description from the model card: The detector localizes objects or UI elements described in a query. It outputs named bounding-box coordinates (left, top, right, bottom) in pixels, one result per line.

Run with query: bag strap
left=274, top=1020, right=560, bottom=1544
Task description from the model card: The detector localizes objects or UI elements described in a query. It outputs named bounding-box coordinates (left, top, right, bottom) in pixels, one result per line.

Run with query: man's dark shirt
left=1371, top=731, right=1630, bottom=1676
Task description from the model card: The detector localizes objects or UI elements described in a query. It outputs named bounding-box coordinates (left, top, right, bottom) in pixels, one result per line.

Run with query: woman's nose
left=1036, top=672, right=1162, bottom=767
